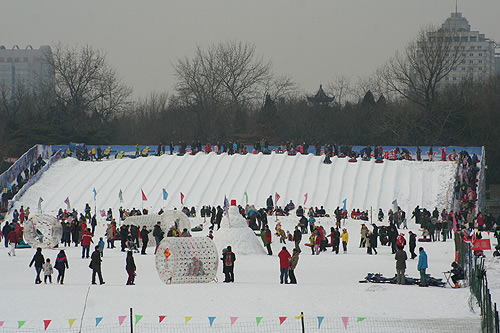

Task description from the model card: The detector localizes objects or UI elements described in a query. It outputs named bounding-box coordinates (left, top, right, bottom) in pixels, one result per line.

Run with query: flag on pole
left=163, top=188, right=168, bottom=201
left=38, top=197, right=43, bottom=211
left=180, top=192, right=185, bottom=205
left=100, top=209, right=106, bottom=217
left=119, top=189, right=124, bottom=203
left=392, top=199, right=398, bottom=211
left=223, top=195, right=229, bottom=215
left=244, top=191, right=248, bottom=204
left=64, top=197, right=71, bottom=210
left=93, top=188, right=97, bottom=201
left=304, top=193, right=308, bottom=205
left=342, top=198, right=347, bottom=211
left=275, top=192, right=281, bottom=204
left=141, top=189, right=147, bottom=201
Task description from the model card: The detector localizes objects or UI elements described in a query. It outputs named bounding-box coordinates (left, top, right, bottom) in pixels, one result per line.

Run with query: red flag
left=473, top=239, right=491, bottom=251
left=279, top=317, right=287, bottom=325
left=180, top=192, right=185, bottom=205
left=141, top=189, right=147, bottom=201
left=275, top=192, right=281, bottom=204
left=44, top=320, right=51, bottom=330
left=304, top=193, right=308, bottom=205
left=159, top=316, right=166, bottom=323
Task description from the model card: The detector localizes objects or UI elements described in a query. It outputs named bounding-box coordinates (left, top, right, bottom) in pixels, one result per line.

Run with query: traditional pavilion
left=307, top=85, right=334, bottom=106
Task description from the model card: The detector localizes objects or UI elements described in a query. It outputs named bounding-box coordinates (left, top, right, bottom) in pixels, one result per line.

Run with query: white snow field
left=0, top=154, right=484, bottom=332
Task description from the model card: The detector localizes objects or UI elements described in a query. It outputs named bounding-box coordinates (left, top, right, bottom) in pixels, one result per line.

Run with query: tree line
left=0, top=33, right=499, bottom=183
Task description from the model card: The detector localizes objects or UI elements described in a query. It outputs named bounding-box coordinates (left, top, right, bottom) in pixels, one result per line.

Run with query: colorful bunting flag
left=208, top=317, right=216, bottom=327
left=180, top=192, right=185, bottom=205
left=96, top=317, right=103, bottom=326
left=44, top=320, right=51, bottom=330
left=119, top=189, right=124, bottom=203
left=256, top=317, right=263, bottom=326
left=230, top=317, right=238, bottom=326
left=119, top=316, right=127, bottom=326
left=341, top=317, right=349, bottom=329
left=135, top=315, right=143, bottom=325
left=141, top=189, right=147, bottom=201
left=159, top=316, right=166, bottom=323
left=68, top=319, right=76, bottom=328
left=318, top=316, right=324, bottom=329
left=185, top=317, right=192, bottom=324
left=18, top=321, right=26, bottom=329
left=295, top=314, right=303, bottom=319
left=0, top=321, right=3, bottom=327
left=163, top=188, right=168, bottom=201
left=357, top=317, right=365, bottom=322
left=279, top=317, right=287, bottom=325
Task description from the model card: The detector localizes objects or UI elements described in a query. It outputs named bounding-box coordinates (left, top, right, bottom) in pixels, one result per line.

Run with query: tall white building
left=438, top=12, right=498, bottom=84
left=0, top=45, right=53, bottom=94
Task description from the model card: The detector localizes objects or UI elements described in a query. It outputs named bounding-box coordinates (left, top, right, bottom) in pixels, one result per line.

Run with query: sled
left=375, top=159, right=384, bottom=164
left=361, top=158, right=371, bottom=161
left=191, top=227, right=203, bottom=232
left=348, top=157, right=357, bottom=163
left=418, top=238, right=431, bottom=242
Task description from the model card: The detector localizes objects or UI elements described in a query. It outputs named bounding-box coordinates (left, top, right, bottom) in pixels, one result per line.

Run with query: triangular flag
left=96, top=317, right=103, bottom=326
left=244, top=191, right=249, bottom=204
left=487, top=231, right=491, bottom=235
left=0, top=321, right=4, bottom=327
left=163, top=188, right=168, bottom=201
left=18, top=321, right=26, bottom=328
left=208, top=317, right=216, bottom=327
left=341, top=317, right=349, bottom=329
left=135, top=315, right=143, bottom=325
left=357, top=317, right=365, bottom=322
left=279, top=317, right=287, bottom=325
left=185, top=317, right=192, bottom=324
left=159, top=316, right=166, bottom=323
left=44, top=320, right=51, bottom=330
left=342, top=198, right=346, bottom=211
left=318, top=316, right=324, bottom=329
left=64, top=197, right=71, bottom=209
left=180, top=192, right=185, bottom=205
left=256, top=317, right=263, bottom=326
left=141, top=189, right=147, bottom=201
left=93, top=188, right=97, bottom=200
left=304, top=193, right=308, bottom=205
left=295, top=314, right=303, bottom=319
left=119, top=189, right=124, bottom=203
left=223, top=195, right=229, bottom=216
left=119, top=316, right=127, bottom=326
left=68, top=319, right=77, bottom=328
left=275, top=192, right=281, bottom=203
left=230, top=317, right=238, bottom=326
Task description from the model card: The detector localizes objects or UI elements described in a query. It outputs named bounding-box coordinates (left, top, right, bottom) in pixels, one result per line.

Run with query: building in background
left=437, top=12, right=498, bottom=84
left=0, top=45, right=53, bottom=95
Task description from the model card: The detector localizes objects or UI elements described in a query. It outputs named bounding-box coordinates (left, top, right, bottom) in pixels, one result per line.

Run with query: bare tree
left=46, top=43, right=132, bottom=120
left=379, top=24, right=465, bottom=112
left=327, top=75, right=355, bottom=106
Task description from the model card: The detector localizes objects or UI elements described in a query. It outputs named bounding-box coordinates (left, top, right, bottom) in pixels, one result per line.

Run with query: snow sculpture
left=24, top=214, right=62, bottom=248
left=125, top=210, right=190, bottom=246
left=214, top=200, right=266, bottom=255
left=155, top=237, right=218, bottom=284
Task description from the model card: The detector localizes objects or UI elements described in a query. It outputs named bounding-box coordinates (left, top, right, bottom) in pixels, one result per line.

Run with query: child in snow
left=279, top=228, right=286, bottom=244
left=98, top=237, right=105, bottom=257
left=309, top=233, right=315, bottom=255
left=341, top=229, right=349, bottom=253
left=43, top=258, right=53, bottom=284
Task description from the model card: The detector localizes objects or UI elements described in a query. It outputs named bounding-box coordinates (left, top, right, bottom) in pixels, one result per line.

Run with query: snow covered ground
left=0, top=154, right=485, bottom=332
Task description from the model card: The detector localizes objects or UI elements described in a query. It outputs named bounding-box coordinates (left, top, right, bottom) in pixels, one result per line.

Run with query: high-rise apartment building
left=0, top=45, right=53, bottom=94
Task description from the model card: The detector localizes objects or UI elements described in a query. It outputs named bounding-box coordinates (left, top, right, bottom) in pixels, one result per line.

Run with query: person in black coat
left=90, top=246, right=105, bottom=285
left=409, top=231, right=417, bottom=259
left=130, top=225, right=139, bottom=247
left=54, top=250, right=69, bottom=284
left=140, top=226, right=150, bottom=255
left=2, top=222, right=11, bottom=247
left=293, top=226, right=302, bottom=251
left=126, top=251, right=136, bottom=285
left=120, top=226, right=129, bottom=252
left=29, top=247, right=45, bottom=284
left=222, top=246, right=236, bottom=283
left=451, top=262, right=464, bottom=288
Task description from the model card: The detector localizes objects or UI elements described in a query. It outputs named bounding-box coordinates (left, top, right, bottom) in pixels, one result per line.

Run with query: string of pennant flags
left=0, top=315, right=367, bottom=330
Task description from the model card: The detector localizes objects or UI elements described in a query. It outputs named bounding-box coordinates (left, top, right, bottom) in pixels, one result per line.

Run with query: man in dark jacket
left=293, top=226, right=302, bottom=251
left=130, top=225, right=139, bottom=247
left=409, top=231, right=417, bottom=259
left=120, top=226, right=129, bottom=252
left=140, top=226, right=150, bottom=255
left=2, top=222, right=11, bottom=247
left=222, top=246, right=236, bottom=282
left=395, top=245, right=407, bottom=285
left=90, top=246, right=105, bottom=285
left=29, top=247, right=44, bottom=284
left=153, top=222, right=164, bottom=253
left=451, top=262, right=464, bottom=288
left=126, top=251, right=136, bottom=285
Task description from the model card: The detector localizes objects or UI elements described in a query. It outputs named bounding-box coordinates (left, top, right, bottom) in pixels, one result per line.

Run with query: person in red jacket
left=278, top=246, right=291, bottom=284
left=397, top=233, right=406, bottom=248
left=7, top=229, right=19, bottom=256
left=81, top=228, right=94, bottom=258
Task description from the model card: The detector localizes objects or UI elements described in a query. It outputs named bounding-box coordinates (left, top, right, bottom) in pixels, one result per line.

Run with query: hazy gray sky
left=2, top=0, right=499, bottom=98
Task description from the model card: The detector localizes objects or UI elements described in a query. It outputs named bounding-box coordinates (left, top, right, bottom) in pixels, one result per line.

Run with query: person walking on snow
left=222, top=246, right=236, bottom=282
left=54, top=250, right=69, bottom=284
left=90, top=245, right=105, bottom=285
left=278, top=246, right=291, bottom=284
left=395, top=245, right=407, bottom=285
left=29, top=247, right=44, bottom=284
left=417, top=247, right=428, bottom=287
left=341, top=229, right=349, bottom=253
left=126, top=251, right=136, bottom=285
left=289, top=248, right=300, bottom=284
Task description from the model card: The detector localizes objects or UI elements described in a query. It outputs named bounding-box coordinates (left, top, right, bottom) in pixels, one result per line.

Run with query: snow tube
left=362, top=158, right=370, bottom=161
left=191, top=227, right=203, bottom=232
left=375, top=159, right=384, bottom=164
left=348, top=157, right=357, bottom=163
left=418, top=238, right=431, bottom=242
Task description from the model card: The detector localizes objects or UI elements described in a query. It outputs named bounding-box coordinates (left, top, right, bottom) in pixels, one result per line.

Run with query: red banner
left=472, top=239, right=491, bottom=251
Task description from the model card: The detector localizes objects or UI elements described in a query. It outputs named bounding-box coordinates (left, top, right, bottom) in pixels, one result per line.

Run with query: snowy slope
left=9, top=153, right=457, bottom=217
